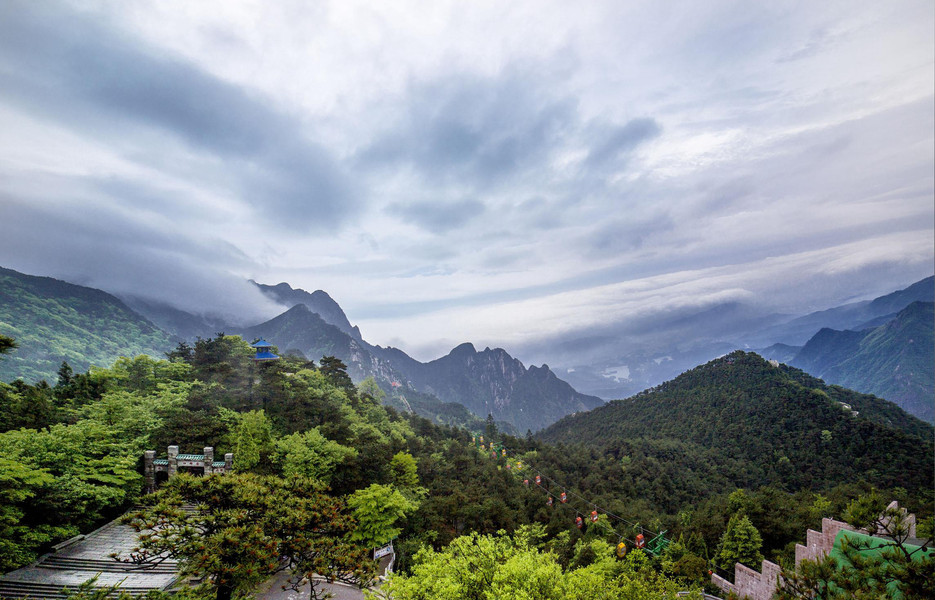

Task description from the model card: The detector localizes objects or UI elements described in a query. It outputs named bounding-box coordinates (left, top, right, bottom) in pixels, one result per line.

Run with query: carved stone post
left=144, top=450, right=155, bottom=492
left=224, top=452, right=233, bottom=473
left=203, top=447, right=214, bottom=475
left=168, top=445, right=179, bottom=479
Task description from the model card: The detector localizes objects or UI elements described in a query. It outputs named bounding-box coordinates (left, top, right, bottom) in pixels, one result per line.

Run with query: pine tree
left=715, top=512, right=764, bottom=574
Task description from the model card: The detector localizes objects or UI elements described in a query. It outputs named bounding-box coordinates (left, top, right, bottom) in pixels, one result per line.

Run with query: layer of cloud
left=0, top=1, right=357, bottom=233
left=0, top=0, right=931, bottom=368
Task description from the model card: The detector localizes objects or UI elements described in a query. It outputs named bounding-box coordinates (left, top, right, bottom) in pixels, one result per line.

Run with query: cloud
left=387, top=199, right=486, bottom=232
left=584, top=118, right=661, bottom=169
left=0, top=194, right=283, bottom=324
left=358, top=65, right=578, bottom=188
left=0, top=0, right=930, bottom=371
left=0, top=1, right=356, bottom=233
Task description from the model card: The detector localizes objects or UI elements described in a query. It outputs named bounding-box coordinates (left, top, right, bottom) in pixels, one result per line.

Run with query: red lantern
left=547, top=496, right=553, bottom=506
left=635, top=534, right=645, bottom=549
left=590, top=510, right=599, bottom=523
left=560, top=492, right=567, bottom=503
left=576, top=516, right=583, bottom=528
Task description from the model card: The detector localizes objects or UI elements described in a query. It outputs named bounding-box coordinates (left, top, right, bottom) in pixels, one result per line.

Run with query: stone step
left=39, top=556, right=177, bottom=574
left=0, top=580, right=153, bottom=599
left=41, top=554, right=178, bottom=571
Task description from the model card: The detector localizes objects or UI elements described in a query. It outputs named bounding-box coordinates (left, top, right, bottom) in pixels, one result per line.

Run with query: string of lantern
left=472, top=435, right=670, bottom=557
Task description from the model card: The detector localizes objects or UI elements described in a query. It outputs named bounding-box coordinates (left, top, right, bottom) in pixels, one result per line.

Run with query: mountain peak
left=449, top=342, right=477, bottom=356
left=252, top=280, right=360, bottom=340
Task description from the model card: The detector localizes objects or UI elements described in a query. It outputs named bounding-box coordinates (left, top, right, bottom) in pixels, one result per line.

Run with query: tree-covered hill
left=789, top=301, right=934, bottom=422
left=0, top=266, right=173, bottom=383
left=539, top=351, right=934, bottom=494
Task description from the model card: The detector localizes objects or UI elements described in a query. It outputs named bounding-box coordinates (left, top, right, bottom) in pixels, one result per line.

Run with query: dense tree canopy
left=0, top=336, right=930, bottom=599
left=121, top=472, right=372, bottom=600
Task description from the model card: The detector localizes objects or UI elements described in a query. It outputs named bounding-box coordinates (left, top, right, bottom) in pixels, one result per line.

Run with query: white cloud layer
left=0, top=0, right=932, bottom=363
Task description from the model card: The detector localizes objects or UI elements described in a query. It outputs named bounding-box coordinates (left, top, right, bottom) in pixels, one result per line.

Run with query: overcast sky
left=1, top=0, right=932, bottom=362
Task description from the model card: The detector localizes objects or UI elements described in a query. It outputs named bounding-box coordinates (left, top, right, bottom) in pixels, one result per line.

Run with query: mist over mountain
left=0, top=266, right=173, bottom=382
left=235, top=302, right=601, bottom=432
left=250, top=280, right=362, bottom=341
left=546, top=276, right=934, bottom=402
left=121, top=295, right=234, bottom=341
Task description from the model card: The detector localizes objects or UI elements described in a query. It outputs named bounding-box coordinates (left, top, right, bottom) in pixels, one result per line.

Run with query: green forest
left=0, top=336, right=931, bottom=599
left=0, top=267, right=172, bottom=383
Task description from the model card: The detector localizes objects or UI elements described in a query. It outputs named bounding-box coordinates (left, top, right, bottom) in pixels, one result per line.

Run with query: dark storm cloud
left=387, top=199, right=486, bottom=232
left=0, top=2, right=355, bottom=232
left=359, top=67, right=577, bottom=187
left=0, top=196, right=281, bottom=322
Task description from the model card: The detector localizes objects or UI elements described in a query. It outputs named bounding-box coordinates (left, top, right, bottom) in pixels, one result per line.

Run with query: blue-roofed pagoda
left=251, top=339, right=280, bottom=361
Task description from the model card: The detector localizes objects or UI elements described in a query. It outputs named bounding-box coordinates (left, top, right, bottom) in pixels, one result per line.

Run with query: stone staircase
left=0, top=518, right=180, bottom=599
left=0, top=580, right=156, bottom=599
left=24, top=556, right=178, bottom=575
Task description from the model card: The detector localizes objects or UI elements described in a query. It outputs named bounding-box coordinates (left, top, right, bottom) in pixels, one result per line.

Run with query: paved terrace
left=0, top=518, right=178, bottom=599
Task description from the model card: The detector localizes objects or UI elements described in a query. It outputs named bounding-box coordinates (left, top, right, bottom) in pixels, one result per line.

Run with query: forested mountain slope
left=0, top=267, right=173, bottom=382
left=789, top=301, right=934, bottom=422
left=540, top=351, right=933, bottom=494
left=755, top=276, right=934, bottom=346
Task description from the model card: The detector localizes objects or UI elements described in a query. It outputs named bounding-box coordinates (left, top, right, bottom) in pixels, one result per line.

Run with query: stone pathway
left=0, top=519, right=179, bottom=599
left=255, top=572, right=374, bottom=600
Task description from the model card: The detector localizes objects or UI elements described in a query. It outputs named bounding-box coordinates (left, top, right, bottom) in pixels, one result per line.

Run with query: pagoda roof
left=251, top=339, right=274, bottom=348
left=253, top=351, right=280, bottom=361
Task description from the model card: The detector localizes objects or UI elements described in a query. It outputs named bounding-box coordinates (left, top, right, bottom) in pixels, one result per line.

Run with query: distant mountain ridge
left=236, top=302, right=602, bottom=432
left=399, top=342, right=603, bottom=432
left=558, top=276, right=934, bottom=401
left=788, top=301, right=934, bottom=422
left=540, top=351, right=934, bottom=493
left=755, top=276, right=934, bottom=347
left=0, top=266, right=173, bottom=382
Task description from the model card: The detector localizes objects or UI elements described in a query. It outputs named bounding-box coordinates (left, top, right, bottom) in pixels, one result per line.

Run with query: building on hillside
left=251, top=339, right=280, bottom=361
left=711, top=501, right=925, bottom=600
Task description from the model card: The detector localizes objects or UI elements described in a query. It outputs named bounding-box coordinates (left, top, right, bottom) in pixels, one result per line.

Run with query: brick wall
left=712, top=501, right=916, bottom=600
left=711, top=559, right=783, bottom=600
